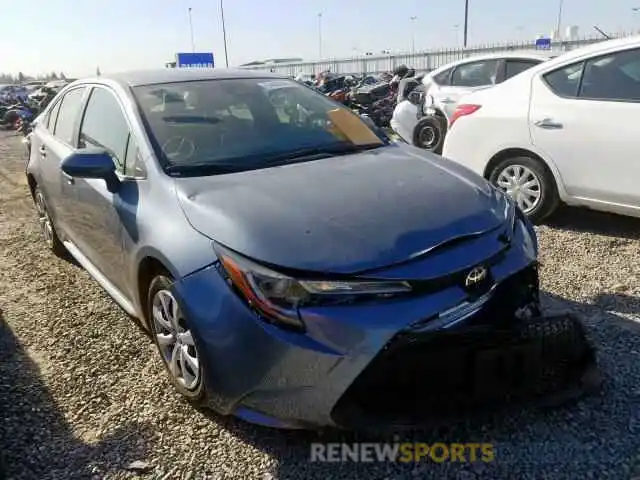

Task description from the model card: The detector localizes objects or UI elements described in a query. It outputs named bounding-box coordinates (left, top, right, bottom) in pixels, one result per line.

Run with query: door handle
left=533, top=118, right=563, bottom=129
left=61, top=171, right=74, bottom=184
left=440, top=97, right=455, bottom=104
left=39, top=146, right=46, bottom=158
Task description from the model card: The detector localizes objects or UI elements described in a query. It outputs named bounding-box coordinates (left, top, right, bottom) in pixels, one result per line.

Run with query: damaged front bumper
left=332, top=312, right=601, bottom=430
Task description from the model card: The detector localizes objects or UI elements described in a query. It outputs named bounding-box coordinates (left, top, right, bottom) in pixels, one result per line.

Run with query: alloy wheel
left=152, top=289, right=200, bottom=391
left=496, top=164, right=542, bottom=214
left=35, top=190, right=54, bottom=248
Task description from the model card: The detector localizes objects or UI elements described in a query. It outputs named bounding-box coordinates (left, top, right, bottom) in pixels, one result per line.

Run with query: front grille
left=332, top=313, right=597, bottom=429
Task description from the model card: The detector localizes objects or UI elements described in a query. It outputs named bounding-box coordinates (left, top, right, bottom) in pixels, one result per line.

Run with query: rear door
left=529, top=47, right=640, bottom=208
left=34, top=86, right=88, bottom=235
left=436, top=59, right=501, bottom=119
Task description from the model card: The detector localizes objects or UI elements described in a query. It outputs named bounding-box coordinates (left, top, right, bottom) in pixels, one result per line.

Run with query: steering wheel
left=162, top=136, right=196, bottom=162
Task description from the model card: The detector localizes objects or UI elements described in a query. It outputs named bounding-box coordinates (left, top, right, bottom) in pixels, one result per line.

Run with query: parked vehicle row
left=390, top=52, right=553, bottom=154
left=386, top=35, right=640, bottom=224
left=294, top=68, right=426, bottom=130
left=25, top=68, right=598, bottom=430
left=443, top=35, right=640, bottom=222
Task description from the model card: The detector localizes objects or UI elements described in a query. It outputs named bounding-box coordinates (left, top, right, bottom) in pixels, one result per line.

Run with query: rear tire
left=488, top=155, right=560, bottom=224
left=147, top=275, right=207, bottom=404
left=412, top=115, right=447, bottom=154
left=33, top=186, right=66, bottom=257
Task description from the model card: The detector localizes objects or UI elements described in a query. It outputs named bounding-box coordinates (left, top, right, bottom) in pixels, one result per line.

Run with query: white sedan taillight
left=449, top=104, right=482, bottom=127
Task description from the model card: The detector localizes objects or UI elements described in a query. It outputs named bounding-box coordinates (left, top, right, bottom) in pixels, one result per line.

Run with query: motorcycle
left=1, top=102, right=35, bottom=130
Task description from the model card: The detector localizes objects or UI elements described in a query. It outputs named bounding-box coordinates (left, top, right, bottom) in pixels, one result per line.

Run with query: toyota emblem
left=465, top=265, right=488, bottom=288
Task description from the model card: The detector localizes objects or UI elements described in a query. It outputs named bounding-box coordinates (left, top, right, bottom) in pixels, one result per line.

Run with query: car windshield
left=133, top=78, right=388, bottom=176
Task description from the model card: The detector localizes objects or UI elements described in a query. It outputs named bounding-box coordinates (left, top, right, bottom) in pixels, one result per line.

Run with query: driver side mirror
left=407, top=90, right=424, bottom=106
left=61, top=148, right=120, bottom=191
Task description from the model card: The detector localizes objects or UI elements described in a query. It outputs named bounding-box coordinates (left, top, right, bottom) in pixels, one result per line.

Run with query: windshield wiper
left=164, top=143, right=387, bottom=177
left=260, top=142, right=385, bottom=166
left=165, top=162, right=245, bottom=177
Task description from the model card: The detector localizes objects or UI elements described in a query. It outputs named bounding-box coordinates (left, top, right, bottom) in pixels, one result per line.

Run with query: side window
left=579, top=48, right=640, bottom=101
left=46, top=99, right=62, bottom=132
left=451, top=60, right=500, bottom=87
left=433, top=68, right=452, bottom=86
left=543, top=62, right=584, bottom=97
left=504, top=60, right=541, bottom=81
left=79, top=88, right=130, bottom=168
left=53, top=88, right=86, bottom=145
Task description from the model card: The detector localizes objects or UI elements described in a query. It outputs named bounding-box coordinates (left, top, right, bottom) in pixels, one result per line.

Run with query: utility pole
left=463, top=0, right=469, bottom=48
left=555, top=0, right=564, bottom=40
left=410, top=16, right=417, bottom=54
left=188, top=7, right=195, bottom=52
left=318, top=13, right=323, bottom=59
left=220, top=0, right=229, bottom=67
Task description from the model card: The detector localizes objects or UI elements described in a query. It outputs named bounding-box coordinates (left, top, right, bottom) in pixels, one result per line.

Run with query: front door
left=65, top=86, right=135, bottom=294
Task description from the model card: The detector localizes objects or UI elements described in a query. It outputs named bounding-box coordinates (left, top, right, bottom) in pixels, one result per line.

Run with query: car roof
left=427, top=51, right=553, bottom=77
left=73, top=68, right=287, bottom=88
left=473, top=34, right=640, bottom=89
left=523, top=34, right=640, bottom=74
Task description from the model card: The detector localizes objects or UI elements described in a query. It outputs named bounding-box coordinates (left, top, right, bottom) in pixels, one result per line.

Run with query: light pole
left=453, top=24, right=459, bottom=46
left=410, top=16, right=417, bottom=54
left=318, top=13, right=323, bottom=59
left=555, top=0, right=564, bottom=40
left=188, top=7, right=195, bottom=52
left=463, top=0, right=469, bottom=48
left=220, top=0, right=229, bottom=67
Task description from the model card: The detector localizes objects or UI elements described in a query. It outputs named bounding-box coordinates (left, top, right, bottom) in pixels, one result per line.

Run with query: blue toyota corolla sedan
left=25, top=68, right=549, bottom=429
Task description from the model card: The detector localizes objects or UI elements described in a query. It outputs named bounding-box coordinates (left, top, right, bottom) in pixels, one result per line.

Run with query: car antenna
left=593, top=26, right=611, bottom=39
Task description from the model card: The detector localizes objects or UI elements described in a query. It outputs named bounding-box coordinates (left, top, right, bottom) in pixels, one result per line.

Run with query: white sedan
left=442, top=35, right=640, bottom=223
left=390, top=52, right=551, bottom=153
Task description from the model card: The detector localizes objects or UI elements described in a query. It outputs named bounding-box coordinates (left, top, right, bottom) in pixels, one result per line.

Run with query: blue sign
left=175, top=52, right=214, bottom=68
left=535, top=38, right=552, bottom=50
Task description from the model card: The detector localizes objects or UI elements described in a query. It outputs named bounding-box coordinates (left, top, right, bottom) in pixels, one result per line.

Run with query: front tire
left=488, top=155, right=560, bottom=224
left=148, top=275, right=206, bottom=403
left=33, top=186, right=66, bottom=256
left=412, top=115, right=447, bottom=154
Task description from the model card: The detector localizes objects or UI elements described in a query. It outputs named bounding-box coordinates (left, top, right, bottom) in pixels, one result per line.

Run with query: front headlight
left=214, top=244, right=411, bottom=332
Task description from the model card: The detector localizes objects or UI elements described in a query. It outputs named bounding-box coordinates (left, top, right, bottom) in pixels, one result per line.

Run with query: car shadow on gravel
left=0, top=310, right=154, bottom=480
left=546, top=206, right=640, bottom=240
left=200, top=291, right=640, bottom=479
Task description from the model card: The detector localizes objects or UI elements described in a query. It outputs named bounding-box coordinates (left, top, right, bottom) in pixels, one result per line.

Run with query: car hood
left=174, top=144, right=509, bottom=275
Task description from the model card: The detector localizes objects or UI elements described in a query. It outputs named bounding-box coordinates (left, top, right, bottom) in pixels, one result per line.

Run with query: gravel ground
left=0, top=130, right=639, bottom=480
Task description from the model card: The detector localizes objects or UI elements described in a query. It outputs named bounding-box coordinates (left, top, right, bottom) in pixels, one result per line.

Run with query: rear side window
left=432, top=68, right=452, bottom=86
left=451, top=60, right=500, bottom=87
left=53, top=88, right=86, bottom=145
left=45, top=100, right=62, bottom=132
left=504, top=60, right=541, bottom=81
left=543, top=62, right=584, bottom=97
left=79, top=87, right=130, bottom=168
left=578, top=48, right=640, bottom=101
